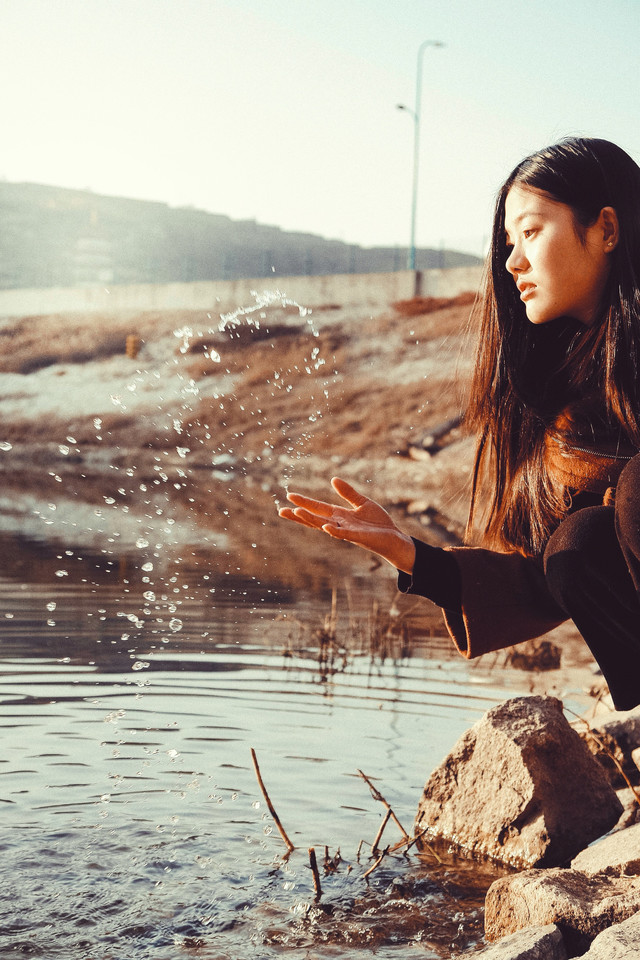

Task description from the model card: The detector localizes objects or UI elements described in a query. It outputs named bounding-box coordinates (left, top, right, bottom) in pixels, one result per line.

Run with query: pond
left=0, top=514, right=599, bottom=960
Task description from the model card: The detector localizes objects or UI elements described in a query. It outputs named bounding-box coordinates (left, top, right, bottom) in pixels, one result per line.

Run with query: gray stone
left=452, top=923, right=566, bottom=959
left=571, top=822, right=640, bottom=877
left=485, top=867, right=640, bottom=956
left=415, top=697, right=622, bottom=868
left=593, top=708, right=640, bottom=757
left=580, top=911, right=640, bottom=957
left=579, top=708, right=640, bottom=788
left=613, top=788, right=640, bottom=831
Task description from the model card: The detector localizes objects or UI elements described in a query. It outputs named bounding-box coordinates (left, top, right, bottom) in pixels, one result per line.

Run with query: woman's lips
left=518, top=283, right=536, bottom=302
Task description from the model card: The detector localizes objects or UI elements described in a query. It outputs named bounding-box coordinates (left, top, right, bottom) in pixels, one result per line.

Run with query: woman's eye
left=523, top=228, right=535, bottom=239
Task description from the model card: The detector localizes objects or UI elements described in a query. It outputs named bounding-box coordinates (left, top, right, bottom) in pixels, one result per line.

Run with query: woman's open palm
left=278, top=477, right=415, bottom=574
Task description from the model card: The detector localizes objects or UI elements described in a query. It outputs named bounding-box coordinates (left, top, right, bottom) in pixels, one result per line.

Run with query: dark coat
left=442, top=419, right=637, bottom=659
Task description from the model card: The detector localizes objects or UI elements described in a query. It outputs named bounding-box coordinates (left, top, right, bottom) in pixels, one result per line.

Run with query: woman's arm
left=279, top=477, right=567, bottom=659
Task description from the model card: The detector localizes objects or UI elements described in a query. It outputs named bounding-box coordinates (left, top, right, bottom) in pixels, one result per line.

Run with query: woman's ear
left=600, top=206, right=619, bottom=251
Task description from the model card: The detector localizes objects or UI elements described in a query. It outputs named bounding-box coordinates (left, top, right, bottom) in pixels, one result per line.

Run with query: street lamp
left=397, top=39, right=444, bottom=272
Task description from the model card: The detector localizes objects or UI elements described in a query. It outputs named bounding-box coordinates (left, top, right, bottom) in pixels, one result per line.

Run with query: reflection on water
left=0, top=526, right=601, bottom=959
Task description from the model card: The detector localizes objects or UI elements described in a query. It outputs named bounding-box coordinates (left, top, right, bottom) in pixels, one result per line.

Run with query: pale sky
left=2, top=0, right=639, bottom=257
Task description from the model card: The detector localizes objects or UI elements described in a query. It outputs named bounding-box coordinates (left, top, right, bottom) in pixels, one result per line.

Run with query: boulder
left=484, top=868, right=640, bottom=955
left=571, top=822, right=640, bottom=877
left=415, top=697, right=622, bottom=868
left=580, top=911, right=640, bottom=957
left=452, top=923, right=566, bottom=959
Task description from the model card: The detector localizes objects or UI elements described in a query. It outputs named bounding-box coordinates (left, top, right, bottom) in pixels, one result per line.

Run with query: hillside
left=0, top=181, right=481, bottom=289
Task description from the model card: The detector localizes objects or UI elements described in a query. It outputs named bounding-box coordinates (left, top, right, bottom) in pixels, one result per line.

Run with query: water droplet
left=58, top=444, right=70, bottom=456
left=55, top=569, right=68, bottom=578
left=0, top=442, right=12, bottom=452
left=142, top=561, right=154, bottom=572
left=136, top=538, right=150, bottom=549
left=132, top=661, right=149, bottom=672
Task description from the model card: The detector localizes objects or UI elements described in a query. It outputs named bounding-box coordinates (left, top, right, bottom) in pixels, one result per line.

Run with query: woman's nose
left=506, top=244, right=527, bottom=276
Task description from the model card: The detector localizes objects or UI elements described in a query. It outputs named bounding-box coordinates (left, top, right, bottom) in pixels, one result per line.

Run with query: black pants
left=544, top=453, right=640, bottom=711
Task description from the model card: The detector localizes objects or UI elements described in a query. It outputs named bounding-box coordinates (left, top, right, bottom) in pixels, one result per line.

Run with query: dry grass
left=0, top=291, right=475, bottom=477
left=0, top=319, right=131, bottom=373
left=0, top=294, right=474, bottom=466
left=392, top=292, right=476, bottom=318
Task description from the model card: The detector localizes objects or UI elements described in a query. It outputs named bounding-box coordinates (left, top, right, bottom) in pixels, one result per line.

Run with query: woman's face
left=504, top=185, right=615, bottom=326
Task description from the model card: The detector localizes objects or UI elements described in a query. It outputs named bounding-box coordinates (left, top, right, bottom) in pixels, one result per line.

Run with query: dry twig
left=308, top=846, right=322, bottom=901
left=250, top=747, right=295, bottom=852
left=357, top=769, right=409, bottom=839
left=362, top=847, right=388, bottom=879
left=372, top=808, right=392, bottom=853
left=389, top=825, right=443, bottom=863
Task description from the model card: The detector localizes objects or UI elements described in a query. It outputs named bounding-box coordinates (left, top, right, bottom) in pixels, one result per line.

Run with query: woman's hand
left=278, top=476, right=416, bottom=575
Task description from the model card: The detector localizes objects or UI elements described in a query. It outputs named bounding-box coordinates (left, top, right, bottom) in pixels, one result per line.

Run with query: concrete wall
left=0, top=266, right=483, bottom=319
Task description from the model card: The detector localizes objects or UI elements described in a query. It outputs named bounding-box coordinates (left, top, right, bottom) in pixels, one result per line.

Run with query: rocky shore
left=425, top=696, right=640, bottom=959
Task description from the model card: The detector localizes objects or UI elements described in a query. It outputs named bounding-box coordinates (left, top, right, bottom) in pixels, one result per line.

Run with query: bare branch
left=250, top=747, right=295, bottom=852
left=357, top=769, right=409, bottom=839
left=308, top=847, right=322, bottom=901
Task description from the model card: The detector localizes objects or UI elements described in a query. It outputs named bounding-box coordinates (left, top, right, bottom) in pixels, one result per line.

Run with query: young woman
left=279, top=137, right=640, bottom=712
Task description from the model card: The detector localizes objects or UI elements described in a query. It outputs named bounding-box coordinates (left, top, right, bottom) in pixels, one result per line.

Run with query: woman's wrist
left=388, top=531, right=416, bottom=575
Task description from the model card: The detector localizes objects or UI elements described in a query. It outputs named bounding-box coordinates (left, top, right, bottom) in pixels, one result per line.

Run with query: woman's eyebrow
left=508, top=209, right=543, bottom=227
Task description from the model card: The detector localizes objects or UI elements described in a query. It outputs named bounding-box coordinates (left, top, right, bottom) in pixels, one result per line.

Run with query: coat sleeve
left=398, top=539, right=568, bottom=658
left=441, top=545, right=568, bottom=658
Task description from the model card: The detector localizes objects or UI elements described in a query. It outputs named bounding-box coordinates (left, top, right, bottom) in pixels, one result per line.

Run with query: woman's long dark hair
left=467, top=137, right=640, bottom=556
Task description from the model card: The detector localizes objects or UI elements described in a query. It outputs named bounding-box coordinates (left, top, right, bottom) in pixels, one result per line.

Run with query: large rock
left=485, top=868, right=640, bottom=955
left=571, top=822, right=640, bottom=877
left=415, top=697, right=622, bottom=868
left=452, top=923, right=566, bottom=959
left=580, top=911, right=640, bottom=957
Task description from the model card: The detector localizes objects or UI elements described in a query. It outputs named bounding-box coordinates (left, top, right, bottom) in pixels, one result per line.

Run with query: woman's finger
left=292, top=507, right=329, bottom=529
left=331, top=477, right=369, bottom=508
left=278, top=506, right=322, bottom=530
left=286, top=491, right=336, bottom=519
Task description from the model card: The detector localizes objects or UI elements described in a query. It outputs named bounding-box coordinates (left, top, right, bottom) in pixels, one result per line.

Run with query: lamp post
left=397, top=39, right=444, bottom=272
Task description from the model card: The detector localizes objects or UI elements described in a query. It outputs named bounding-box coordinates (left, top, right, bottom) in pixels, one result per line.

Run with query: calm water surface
left=0, top=525, right=597, bottom=960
